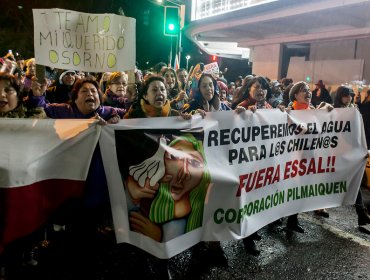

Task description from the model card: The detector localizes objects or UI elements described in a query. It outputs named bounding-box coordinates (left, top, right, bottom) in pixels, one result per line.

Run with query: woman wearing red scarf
left=237, top=76, right=273, bottom=111
left=288, top=81, right=330, bottom=229
left=239, top=76, right=285, bottom=256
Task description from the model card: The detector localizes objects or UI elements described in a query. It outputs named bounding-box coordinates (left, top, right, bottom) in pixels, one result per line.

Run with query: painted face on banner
left=163, top=140, right=204, bottom=201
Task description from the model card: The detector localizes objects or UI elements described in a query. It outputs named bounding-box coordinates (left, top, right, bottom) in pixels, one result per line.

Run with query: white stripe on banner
left=0, top=119, right=101, bottom=188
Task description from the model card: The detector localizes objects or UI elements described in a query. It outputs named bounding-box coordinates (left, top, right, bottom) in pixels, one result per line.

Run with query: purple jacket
left=29, top=94, right=125, bottom=120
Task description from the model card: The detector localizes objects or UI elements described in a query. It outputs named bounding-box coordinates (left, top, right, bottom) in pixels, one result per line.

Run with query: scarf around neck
left=292, top=100, right=310, bottom=110
left=140, top=99, right=171, bottom=117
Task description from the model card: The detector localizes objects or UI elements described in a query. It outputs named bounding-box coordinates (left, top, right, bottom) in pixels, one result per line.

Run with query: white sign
left=203, top=62, right=219, bottom=75
left=99, top=109, right=367, bottom=258
left=33, top=9, right=136, bottom=72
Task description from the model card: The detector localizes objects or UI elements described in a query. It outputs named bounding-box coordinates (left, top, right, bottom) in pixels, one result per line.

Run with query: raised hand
left=31, top=77, right=49, bottom=96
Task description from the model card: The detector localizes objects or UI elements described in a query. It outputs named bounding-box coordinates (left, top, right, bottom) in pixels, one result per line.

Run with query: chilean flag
left=0, top=119, right=100, bottom=252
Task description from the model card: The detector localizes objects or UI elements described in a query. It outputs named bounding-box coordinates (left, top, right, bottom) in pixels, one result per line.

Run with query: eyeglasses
left=111, top=82, right=127, bottom=86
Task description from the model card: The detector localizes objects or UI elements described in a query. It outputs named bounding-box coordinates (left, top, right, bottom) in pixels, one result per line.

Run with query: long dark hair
left=161, top=67, right=180, bottom=98
left=242, top=76, right=272, bottom=101
left=194, top=73, right=219, bottom=104
left=333, top=86, right=353, bottom=108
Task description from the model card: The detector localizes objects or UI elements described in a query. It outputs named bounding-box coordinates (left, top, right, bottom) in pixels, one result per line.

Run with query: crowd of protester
left=1, top=50, right=370, bottom=279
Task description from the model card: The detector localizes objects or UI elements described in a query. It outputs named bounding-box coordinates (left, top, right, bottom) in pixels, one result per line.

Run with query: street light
left=185, top=55, right=190, bottom=71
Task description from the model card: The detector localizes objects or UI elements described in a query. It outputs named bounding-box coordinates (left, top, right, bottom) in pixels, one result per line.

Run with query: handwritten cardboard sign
left=33, top=8, right=136, bottom=72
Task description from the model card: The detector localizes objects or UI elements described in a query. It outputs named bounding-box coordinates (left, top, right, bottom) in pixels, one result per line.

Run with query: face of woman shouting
left=295, top=84, right=312, bottom=105
left=75, top=82, right=101, bottom=114
left=143, top=80, right=168, bottom=109
left=250, top=81, right=267, bottom=102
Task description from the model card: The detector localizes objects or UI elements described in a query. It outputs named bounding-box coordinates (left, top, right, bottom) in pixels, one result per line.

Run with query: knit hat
left=59, top=70, right=76, bottom=84
left=315, top=80, right=325, bottom=87
left=217, top=81, right=228, bottom=93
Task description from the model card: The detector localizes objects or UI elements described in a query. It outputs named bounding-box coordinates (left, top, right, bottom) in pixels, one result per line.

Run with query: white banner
left=33, top=9, right=136, bottom=72
left=99, top=109, right=367, bottom=258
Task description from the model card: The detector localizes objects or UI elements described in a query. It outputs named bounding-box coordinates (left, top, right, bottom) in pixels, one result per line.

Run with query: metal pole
left=178, top=29, right=182, bottom=68
left=175, top=35, right=179, bottom=68
left=169, top=36, right=173, bottom=67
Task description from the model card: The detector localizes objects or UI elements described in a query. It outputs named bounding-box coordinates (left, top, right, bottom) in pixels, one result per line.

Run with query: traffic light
left=164, top=6, right=180, bottom=36
left=211, top=55, right=217, bottom=61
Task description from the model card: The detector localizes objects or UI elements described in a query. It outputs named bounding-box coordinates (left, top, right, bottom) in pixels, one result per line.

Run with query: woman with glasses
left=103, top=72, right=136, bottom=111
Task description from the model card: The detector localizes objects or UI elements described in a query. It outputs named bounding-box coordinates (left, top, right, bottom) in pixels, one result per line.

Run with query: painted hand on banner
left=129, top=211, right=162, bottom=242
left=126, top=176, right=158, bottom=204
left=129, top=136, right=167, bottom=188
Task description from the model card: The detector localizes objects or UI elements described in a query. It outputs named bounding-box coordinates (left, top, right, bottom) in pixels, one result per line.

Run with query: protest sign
left=33, top=8, right=136, bottom=72
left=203, top=62, right=219, bottom=75
left=99, top=109, right=367, bottom=258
